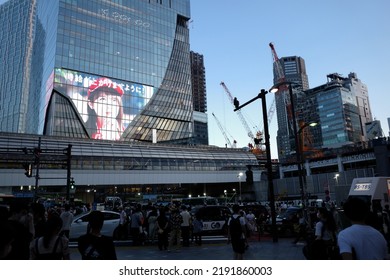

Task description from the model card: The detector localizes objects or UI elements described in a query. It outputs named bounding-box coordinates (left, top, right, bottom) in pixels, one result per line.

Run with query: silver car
left=69, top=210, right=120, bottom=240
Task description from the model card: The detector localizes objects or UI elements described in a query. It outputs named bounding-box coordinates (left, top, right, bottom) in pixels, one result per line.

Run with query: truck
left=348, top=177, right=390, bottom=210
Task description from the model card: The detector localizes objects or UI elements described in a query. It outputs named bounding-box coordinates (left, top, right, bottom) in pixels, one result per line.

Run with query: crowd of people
left=0, top=200, right=208, bottom=260
left=115, top=202, right=203, bottom=251
left=293, top=198, right=390, bottom=260
left=0, top=196, right=389, bottom=260
left=0, top=201, right=80, bottom=260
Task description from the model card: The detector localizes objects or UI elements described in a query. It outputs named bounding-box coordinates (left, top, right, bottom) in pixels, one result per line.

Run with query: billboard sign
left=54, top=68, right=154, bottom=140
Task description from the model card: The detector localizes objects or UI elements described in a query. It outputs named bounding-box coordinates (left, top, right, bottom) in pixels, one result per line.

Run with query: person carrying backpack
left=228, top=204, right=246, bottom=260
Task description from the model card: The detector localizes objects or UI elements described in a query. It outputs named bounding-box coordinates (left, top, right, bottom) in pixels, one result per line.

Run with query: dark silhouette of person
left=78, top=211, right=117, bottom=260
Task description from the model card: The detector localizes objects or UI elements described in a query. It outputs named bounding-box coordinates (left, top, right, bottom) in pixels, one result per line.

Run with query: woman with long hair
left=85, top=77, right=125, bottom=140
left=311, top=207, right=338, bottom=259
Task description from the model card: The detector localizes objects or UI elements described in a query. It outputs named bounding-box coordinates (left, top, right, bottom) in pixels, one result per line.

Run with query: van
left=104, top=196, right=123, bottom=210
left=348, top=177, right=390, bottom=210
left=190, top=205, right=231, bottom=235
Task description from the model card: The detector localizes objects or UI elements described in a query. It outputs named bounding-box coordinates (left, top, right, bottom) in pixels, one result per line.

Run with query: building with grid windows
left=0, top=0, right=266, bottom=203
left=190, top=51, right=208, bottom=145
left=272, top=56, right=309, bottom=162
left=302, top=73, right=372, bottom=151
left=0, top=0, right=197, bottom=144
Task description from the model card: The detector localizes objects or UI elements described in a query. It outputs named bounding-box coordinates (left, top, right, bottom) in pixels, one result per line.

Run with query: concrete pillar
left=337, top=156, right=344, bottom=172
left=304, top=160, right=311, bottom=176
left=279, top=167, right=284, bottom=179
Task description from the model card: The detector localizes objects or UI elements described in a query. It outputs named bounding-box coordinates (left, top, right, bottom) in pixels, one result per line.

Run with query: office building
left=345, top=72, right=373, bottom=139
left=0, top=0, right=259, bottom=203
left=272, top=56, right=309, bottom=162
left=190, top=51, right=208, bottom=145
left=0, top=0, right=195, bottom=144
left=303, top=73, right=370, bottom=151
left=0, top=0, right=39, bottom=134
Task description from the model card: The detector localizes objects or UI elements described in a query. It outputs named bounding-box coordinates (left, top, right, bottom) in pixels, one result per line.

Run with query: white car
left=69, top=210, right=120, bottom=240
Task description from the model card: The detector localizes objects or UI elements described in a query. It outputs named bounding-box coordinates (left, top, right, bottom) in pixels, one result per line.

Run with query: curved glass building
left=1, top=0, right=193, bottom=144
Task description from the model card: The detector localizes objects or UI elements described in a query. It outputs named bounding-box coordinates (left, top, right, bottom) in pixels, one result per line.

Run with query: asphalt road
left=69, top=235, right=306, bottom=260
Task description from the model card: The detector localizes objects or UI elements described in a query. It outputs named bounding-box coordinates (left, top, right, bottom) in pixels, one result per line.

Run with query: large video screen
left=54, top=68, right=154, bottom=140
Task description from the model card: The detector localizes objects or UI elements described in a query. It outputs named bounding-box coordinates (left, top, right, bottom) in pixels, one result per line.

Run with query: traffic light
left=70, top=178, right=75, bottom=189
left=23, top=163, right=32, bottom=177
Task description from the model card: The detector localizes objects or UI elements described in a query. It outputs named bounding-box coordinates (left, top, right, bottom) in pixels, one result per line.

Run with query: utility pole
left=234, top=89, right=278, bottom=242
left=66, top=144, right=72, bottom=202
left=33, top=137, right=42, bottom=201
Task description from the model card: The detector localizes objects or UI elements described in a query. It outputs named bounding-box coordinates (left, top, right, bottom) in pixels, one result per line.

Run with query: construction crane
left=267, top=42, right=288, bottom=130
left=212, top=112, right=237, bottom=148
left=220, top=82, right=257, bottom=145
left=269, top=42, right=285, bottom=84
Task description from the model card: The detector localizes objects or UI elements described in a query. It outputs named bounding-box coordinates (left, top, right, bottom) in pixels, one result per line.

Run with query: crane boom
left=268, top=42, right=287, bottom=126
left=220, top=81, right=255, bottom=141
left=212, top=112, right=235, bottom=148
left=269, top=42, right=285, bottom=84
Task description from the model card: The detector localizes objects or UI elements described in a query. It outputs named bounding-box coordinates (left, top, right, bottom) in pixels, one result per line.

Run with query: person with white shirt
left=180, top=205, right=191, bottom=247
left=118, top=206, right=128, bottom=240
left=338, top=197, right=388, bottom=260
left=60, top=204, right=73, bottom=239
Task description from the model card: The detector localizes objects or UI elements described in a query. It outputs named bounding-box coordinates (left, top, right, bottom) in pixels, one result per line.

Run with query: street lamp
left=224, top=189, right=227, bottom=205
left=270, top=82, right=320, bottom=225
left=297, top=121, right=319, bottom=135
left=234, top=89, right=278, bottom=242
left=297, top=120, right=319, bottom=204
left=237, top=172, right=243, bottom=203
left=270, top=82, right=305, bottom=207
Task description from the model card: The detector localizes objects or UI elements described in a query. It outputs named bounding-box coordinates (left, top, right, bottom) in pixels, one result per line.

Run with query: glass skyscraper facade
left=0, top=0, right=194, bottom=144
left=0, top=0, right=39, bottom=134
left=312, top=73, right=364, bottom=149
left=290, top=72, right=369, bottom=162
left=272, top=56, right=309, bottom=162
left=272, top=54, right=371, bottom=163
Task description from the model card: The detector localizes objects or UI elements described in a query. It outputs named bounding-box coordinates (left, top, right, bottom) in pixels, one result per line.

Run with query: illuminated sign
left=353, top=183, right=371, bottom=191
left=54, top=68, right=154, bottom=141
left=98, top=9, right=151, bottom=28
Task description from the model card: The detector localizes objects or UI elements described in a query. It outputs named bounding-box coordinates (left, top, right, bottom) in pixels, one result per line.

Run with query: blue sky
left=189, top=0, right=390, bottom=158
